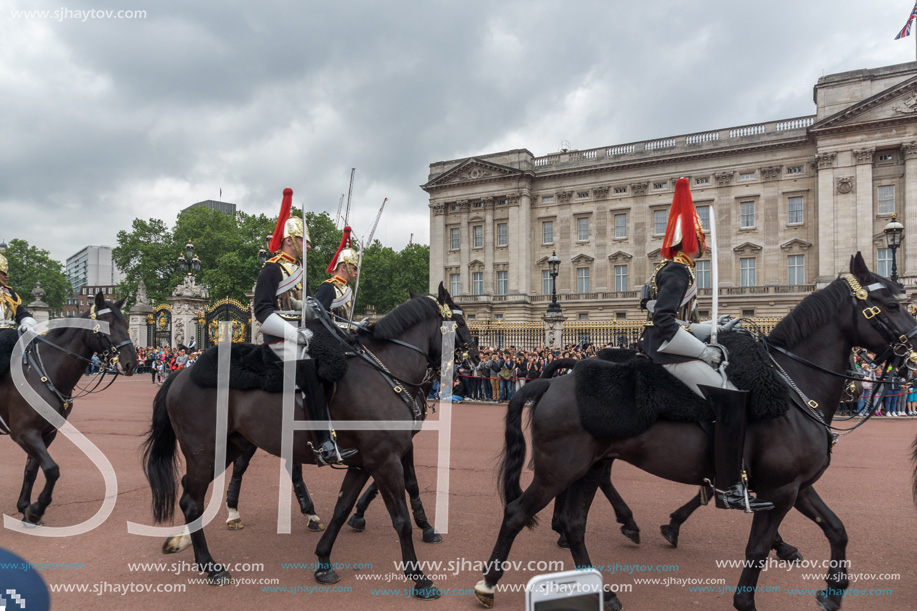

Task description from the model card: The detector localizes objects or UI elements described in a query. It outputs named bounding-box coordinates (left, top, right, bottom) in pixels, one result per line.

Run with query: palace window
left=496, top=271, right=508, bottom=296
left=654, top=209, right=667, bottom=235
left=542, top=221, right=554, bottom=244
left=877, top=185, right=895, bottom=215
left=786, top=165, right=803, bottom=174
left=614, top=265, right=628, bottom=292
left=497, top=223, right=508, bottom=246
left=473, top=225, right=483, bottom=248
left=614, top=213, right=627, bottom=239
left=542, top=270, right=553, bottom=295
left=788, top=255, right=805, bottom=285
left=450, top=273, right=460, bottom=296
left=696, top=205, right=710, bottom=232
left=877, top=248, right=893, bottom=278
left=696, top=260, right=710, bottom=289
left=788, top=196, right=803, bottom=225
left=577, top=267, right=591, bottom=293
left=577, top=217, right=589, bottom=241
left=740, top=258, right=756, bottom=286
left=740, top=201, right=755, bottom=228
left=472, top=272, right=484, bottom=295
left=450, top=228, right=460, bottom=250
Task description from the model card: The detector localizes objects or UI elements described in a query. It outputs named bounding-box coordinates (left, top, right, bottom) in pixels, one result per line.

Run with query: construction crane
left=343, top=168, right=355, bottom=228
left=408, top=233, right=413, bottom=246
left=335, top=193, right=345, bottom=228
left=349, top=197, right=387, bottom=324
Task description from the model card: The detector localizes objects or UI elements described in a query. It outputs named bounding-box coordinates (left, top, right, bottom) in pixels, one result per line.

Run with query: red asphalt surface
left=1, top=376, right=916, bottom=610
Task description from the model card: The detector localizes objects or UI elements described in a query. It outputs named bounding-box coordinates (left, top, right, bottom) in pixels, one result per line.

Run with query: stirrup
left=705, top=478, right=773, bottom=513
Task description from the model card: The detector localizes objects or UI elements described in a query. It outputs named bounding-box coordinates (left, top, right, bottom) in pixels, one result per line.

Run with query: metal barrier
left=468, top=317, right=783, bottom=351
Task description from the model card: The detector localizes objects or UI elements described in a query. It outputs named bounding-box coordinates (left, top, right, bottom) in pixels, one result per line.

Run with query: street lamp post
left=884, top=213, right=904, bottom=289
left=258, top=234, right=272, bottom=266
left=177, top=241, right=201, bottom=276
left=546, top=249, right=561, bottom=314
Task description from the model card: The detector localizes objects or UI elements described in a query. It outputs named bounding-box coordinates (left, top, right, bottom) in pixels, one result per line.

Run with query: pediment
left=607, top=251, right=633, bottom=262
left=570, top=253, right=595, bottom=265
left=810, top=75, right=917, bottom=131
left=468, top=259, right=485, bottom=269
left=780, top=238, right=813, bottom=251
left=733, top=242, right=763, bottom=254
left=423, top=158, right=524, bottom=189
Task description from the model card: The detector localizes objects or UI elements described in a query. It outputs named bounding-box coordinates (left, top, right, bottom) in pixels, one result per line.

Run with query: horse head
left=436, top=281, right=480, bottom=367
left=87, top=291, right=139, bottom=376
left=845, top=252, right=917, bottom=371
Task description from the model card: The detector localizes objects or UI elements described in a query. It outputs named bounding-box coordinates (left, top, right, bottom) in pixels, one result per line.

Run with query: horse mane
left=767, top=275, right=854, bottom=348
left=369, top=295, right=440, bottom=341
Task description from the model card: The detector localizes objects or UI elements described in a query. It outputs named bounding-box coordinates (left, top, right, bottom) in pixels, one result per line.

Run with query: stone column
left=543, top=310, right=566, bottom=348
left=853, top=148, right=875, bottom=263
left=483, top=198, right=495, bottom=292
left=167, top=275, right=209, bottom=348
left=814, top=152, right=837, bottom=286
left=26, top=283, right=51, bottom=324
left=128, top=280, right=153, bottom=348
left=630, top=182, right=649, bottom=283
left=759, top=166, right=782, bottom=284
left=902, top=142, right=917, bottom=277
left=429, top=202, right=447, bottom=293
left=459, top=201, right=470, bottom=294
left=513, top=191, right=532, bottom=296
left=248, top=286, right=263, bottom=344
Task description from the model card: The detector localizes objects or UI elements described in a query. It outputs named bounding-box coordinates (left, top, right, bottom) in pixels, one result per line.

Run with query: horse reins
left=758, top=274, right=917, bottom=440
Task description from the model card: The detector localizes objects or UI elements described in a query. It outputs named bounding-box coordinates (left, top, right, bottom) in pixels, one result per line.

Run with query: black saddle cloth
left=0, top=329, right=18, bottom=380
left=577, top=330, right=789, bottom=440
left=188, top=322, right=348, bottom=392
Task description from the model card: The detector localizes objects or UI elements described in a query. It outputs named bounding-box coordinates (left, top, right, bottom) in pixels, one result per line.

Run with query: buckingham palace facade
left=423, top=62, right=917, bottom=322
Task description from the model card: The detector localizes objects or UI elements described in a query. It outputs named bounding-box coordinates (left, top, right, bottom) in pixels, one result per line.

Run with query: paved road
left=1, top=377, right=915, bottom=610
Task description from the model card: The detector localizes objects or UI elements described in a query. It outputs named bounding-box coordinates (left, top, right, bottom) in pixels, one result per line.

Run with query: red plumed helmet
left=327, top=226, right=354, bottom=274
left=268, top=189, right=294, bottom=253
left=661, top=178, right=706, bottom=260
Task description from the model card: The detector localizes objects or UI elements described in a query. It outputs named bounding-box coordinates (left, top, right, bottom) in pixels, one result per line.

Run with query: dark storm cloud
left=0, top=0, right=910, bottom=260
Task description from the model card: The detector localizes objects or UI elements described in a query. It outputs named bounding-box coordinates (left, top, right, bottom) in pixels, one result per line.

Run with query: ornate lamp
left=547, top=249, right=562, bottom=314
left=884, top=213, right=904, bottom=288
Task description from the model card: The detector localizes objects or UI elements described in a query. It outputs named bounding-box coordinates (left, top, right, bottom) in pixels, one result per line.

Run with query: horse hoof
left=347, top=515, right=366, bottom=532
left=23, top=507, right=44, bottom=526
left=556, top=534, right=570, bottom=549
left=816, top=591, right=840, bottom=611
left=161, top=535, right=192, bottom=554
left=226, top=518, right=244, bottom=530
left=208, top=569, right=233, bottom=586
left=604, top=595, right=624, bottom=611
left=621, top=527, right=640, bottom=545
left=660, top=525, right=678, bottom=548
left=422, top=528, right=443, bottom=544
left=473, top=579, right=495, bottom=608
left=412, top=584, right=442, bottom=600
left=307, top=518, right=325, bottom=532
left=315, top=568, right=340, bottom=584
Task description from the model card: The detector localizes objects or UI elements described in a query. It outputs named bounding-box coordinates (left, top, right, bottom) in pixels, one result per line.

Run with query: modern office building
left=65, top=246, right=125, bottom=290
left=182, top=200, right=237, bottom=215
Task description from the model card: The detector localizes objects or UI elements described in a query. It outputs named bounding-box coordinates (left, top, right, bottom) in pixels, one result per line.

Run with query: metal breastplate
left=0, top=285, right=20, bottom=328
left=274, top=258, right=303, bottom=323
left=329, top=279, right=353, bottom=320
left=642, top=258, right=697, bottom=324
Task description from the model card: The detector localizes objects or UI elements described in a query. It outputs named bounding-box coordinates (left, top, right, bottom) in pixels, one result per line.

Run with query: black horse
left=475, top=254, right=917, bottom=611
left=143, top=285, right=476, bottom=595
left=0, top=292, right=137, bottom=525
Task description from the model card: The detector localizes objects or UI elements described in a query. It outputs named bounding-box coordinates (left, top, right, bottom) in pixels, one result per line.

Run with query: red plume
left=327, top=226, right=352, bottom=274
left=268, top=188, right=294, bottom=252
left=661, top=178, right=704, bottom=259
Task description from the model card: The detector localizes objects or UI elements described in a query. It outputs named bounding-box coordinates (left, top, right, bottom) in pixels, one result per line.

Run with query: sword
left=707, top=207, right=729, bottom=387
left=301, top=199, right=308, bottom=359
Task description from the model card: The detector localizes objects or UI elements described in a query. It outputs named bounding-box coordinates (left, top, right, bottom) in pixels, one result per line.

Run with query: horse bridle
left=24, top=304, right=132, bottom=410
left=763, top=274, right=917, bottom=437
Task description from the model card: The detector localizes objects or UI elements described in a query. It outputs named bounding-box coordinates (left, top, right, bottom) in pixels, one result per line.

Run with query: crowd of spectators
left=133, top=346, right=203, bottom=384
left=847, top=352, right=916, bottom=418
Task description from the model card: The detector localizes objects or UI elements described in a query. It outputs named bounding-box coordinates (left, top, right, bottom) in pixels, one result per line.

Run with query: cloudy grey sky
left=1, top=0, right=915, bottom=263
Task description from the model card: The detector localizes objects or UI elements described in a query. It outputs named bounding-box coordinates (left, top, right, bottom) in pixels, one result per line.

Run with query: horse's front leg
left=733, top=487, right=797, bottom=611
left=660, top=491, right=704, bottom=548
left=347, top=481, right=378, bottom=532
left=372, top=455, right=440, bottom=599
left=402, top=447, right=442, bottom=543
left=793, top=486, right=848, bottom=611
left=225, top=444, right=257, bottom=530
left=599, top=459, right=640, bottom=544
left=13, top=430, right=60, bottom=525
left=291, top=462, right=324, bottom=531
left=313, top=466, right=371, bottom=585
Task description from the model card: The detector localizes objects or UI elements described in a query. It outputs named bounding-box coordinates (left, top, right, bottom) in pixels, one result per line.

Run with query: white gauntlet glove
left=18, top=316, right=38, bottom=335
left=699, top=345, right=723, bottom=367
left=296, top=327, right=313, bottom=347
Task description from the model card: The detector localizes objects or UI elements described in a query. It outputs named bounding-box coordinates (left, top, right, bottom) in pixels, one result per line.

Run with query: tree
left=113, top=218, right=177, bottom=308
left=2, top=239, right=71, bottom=310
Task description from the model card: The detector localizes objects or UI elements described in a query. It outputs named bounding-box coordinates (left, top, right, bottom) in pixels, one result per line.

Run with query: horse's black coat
left=578, top=331, right=788, bottom=440
left=188, top=322, right=347, bottom=391
left=0, top=329, right=18, bottom=379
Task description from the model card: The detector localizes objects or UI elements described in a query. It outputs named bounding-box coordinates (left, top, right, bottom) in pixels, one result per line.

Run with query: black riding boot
left=698, top=385, right=774, bottom=513
left=300, top=359, right=357, bottom=467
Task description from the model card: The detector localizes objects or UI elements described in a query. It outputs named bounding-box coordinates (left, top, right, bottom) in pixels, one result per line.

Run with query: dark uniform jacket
left=313, top=276, right=352, bottom=320
left=253, top=252, right=303, bottom=345
left=639, top=257, right=698, bottom=365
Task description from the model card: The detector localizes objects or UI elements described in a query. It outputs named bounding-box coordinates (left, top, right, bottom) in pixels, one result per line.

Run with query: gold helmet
left=282, top=217, right=310, bottom=246
left=336, top=248, right=358, bottom=268
left=0, top=252, right=8, bottom=276
left=269, top=188, right=311, bottom=256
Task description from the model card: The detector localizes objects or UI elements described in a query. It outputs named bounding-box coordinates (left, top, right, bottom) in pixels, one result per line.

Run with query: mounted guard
left=639, top=177, right=773, bottom=512
left=252, top=188, right=356, bottom=467
left=315, top=226, right=359, bottom=323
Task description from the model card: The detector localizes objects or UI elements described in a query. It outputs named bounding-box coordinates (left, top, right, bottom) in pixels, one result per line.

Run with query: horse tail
left=540, top=359, right=577, bottom=379
left=142, top=373, right=180, bottom=523
left=498, top=379, right=551, bottom=518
